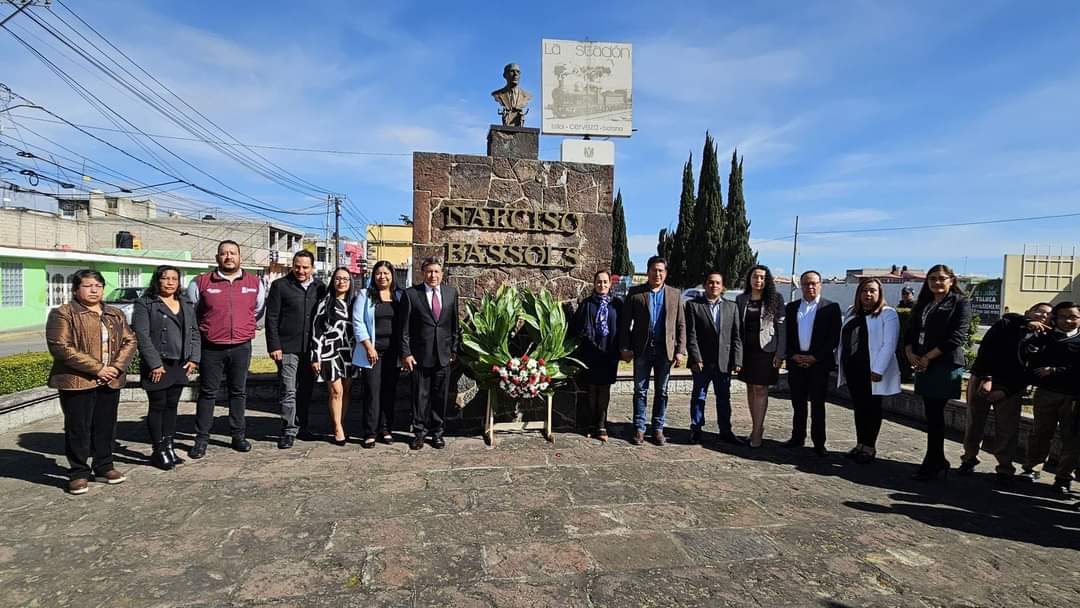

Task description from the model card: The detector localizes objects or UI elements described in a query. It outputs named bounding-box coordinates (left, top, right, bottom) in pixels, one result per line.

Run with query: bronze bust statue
left=491, top=63, right=531, bottom=127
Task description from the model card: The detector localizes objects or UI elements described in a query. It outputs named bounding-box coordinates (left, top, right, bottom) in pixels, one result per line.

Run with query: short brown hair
left=420, top=256, right=443, bottom=271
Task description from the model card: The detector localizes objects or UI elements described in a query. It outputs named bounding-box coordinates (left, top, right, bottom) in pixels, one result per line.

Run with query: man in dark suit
left=784, top=270, right=842, bottom=456
left=619, top=256, right=687, bottom=446
left=400, top=257, right=460, bottom=450
left=685, top=271, right=743, bottom=445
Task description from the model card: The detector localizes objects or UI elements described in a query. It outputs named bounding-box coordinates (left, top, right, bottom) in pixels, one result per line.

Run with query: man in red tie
left=400, top=257, right=460, bottom=450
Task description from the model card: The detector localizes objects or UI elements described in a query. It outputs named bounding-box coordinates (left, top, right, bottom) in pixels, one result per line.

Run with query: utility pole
left=789, top=215, right=799, bottom=300
left=331, top=194, right=342, bottom=268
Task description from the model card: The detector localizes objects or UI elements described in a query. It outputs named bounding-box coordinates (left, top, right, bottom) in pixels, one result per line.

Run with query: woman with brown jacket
left=45, top=269, right=137, bottom=495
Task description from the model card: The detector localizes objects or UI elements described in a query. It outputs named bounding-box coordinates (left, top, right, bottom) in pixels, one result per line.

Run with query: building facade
left=1002, top=251, right=1080, bottom=315
left=0, top=246, right=213, bottom=332
left=366, top=224, right=412, bottom=286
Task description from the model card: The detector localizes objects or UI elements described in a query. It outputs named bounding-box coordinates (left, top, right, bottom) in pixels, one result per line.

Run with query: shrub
left=0, top=352, right=53, bottom=396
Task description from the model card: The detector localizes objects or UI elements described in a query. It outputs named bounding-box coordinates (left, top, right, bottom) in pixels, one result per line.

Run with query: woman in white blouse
left=837, top=278, right=901, bottom=464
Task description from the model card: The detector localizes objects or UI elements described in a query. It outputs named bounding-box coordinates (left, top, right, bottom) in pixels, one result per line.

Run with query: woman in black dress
left=734, top=265, right=786, bottom=447
left=352, top=261, right=403, bottom=449
left=571, top=270, right=622, bottom=442
left=310, top=267, right=357, bottom=446
left=904, top=264, right=972, bottom=480
left=132, top=265, right=200, bottom=470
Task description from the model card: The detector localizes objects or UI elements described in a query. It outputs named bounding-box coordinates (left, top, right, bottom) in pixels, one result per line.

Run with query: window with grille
left=0, top=263, right=23, bottom=307
left=1021, top=256, right=1075, bottom=292
left=118, top=267, right=141, bottom=289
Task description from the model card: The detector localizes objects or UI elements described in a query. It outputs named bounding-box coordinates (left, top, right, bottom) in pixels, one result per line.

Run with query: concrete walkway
left=0, top=391, right=1077, bottom=607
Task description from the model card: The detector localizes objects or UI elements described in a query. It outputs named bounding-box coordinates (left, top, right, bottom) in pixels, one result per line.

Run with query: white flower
left=510, top=358, right=520, bottom=369
left=527, top=359, right=537, bottom=370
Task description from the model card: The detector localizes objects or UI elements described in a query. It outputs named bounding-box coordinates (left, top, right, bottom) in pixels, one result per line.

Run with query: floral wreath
left=459, top=285, right=580, bottom=401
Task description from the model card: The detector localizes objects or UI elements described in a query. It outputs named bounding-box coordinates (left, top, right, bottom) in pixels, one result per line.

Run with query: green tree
left=666, top=154, right=696, bottom=287
left=657, top=227, right=674, bottom=259
left=610, top=190, right=634, bottom=277
left=721, top=151, right=756, bottom=287
left=687, top=132, right=724, bottom=286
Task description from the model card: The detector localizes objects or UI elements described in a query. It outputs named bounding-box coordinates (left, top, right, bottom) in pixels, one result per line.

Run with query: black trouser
left=850, top=386, right=883, bottom=449
left=922, top=397, right=948, bottom=467
left=846, top=359, right=883, bottom=448
left=59, top=386, right=120, bottom=480
left=146, top=384, right=184, bottom=445
left=586, top=383, right=612, bottom=433
left=360, top=349, right=399, bottom=438
left=788, top=362, right=830, bottom=447
left=195, top=340, right=252, bottom=439
left=412, top=363, right=450, bottom=438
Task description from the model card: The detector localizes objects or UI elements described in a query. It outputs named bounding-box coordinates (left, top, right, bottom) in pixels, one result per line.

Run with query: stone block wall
left=413, top=152, right=614, bottom=307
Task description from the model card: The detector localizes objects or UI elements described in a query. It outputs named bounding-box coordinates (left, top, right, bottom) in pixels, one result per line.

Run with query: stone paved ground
left=1, top=389, right=1078, bottom=608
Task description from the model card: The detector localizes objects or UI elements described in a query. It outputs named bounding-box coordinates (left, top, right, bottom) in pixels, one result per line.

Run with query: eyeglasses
left=332, top=277, right=351, bottom=282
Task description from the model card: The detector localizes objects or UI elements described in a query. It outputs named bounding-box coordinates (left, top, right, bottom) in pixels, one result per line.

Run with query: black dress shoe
left=164, top=437, right=184, bottom=465
left=189, top=438, right=208, bottom=459
left=431, top=436, right=446, bottom=449
left=813, top=446, right=828, bottom=457
left=409, top=436, right=425, bottom=451
left=717, top=432, right=743, bottom=445
left=150, top=441, right=174, bottom=471
left=957, top=459, right=978, bottom=476
left=782, top=438, right=805, bottom=448
left=277, top=435, right=295, bottom=450
left=913, top=460, right=950, bottom=481
left=690, top=429, right=702, bottom=444
left=231, top=436, right=252, bottom=453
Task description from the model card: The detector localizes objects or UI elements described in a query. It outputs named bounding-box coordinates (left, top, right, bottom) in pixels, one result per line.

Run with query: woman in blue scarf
left=571, top=270, right=622, bottom=442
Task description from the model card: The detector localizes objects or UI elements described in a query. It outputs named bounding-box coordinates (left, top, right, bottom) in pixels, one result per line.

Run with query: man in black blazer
left=784, top=270, right=842, bottom=455
left=400, top=257, right=460, bottom=450
left=265, top=251, right=326, bottom=449
left=685, top=271, right=743, bottom=445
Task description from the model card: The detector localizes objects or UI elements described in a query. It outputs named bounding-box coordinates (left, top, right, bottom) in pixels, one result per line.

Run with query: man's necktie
left=432, top=288, right=442, bottom=321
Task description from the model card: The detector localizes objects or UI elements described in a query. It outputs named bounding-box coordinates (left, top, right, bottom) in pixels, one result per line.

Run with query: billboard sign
left=541, top=39, right=633, bottom=137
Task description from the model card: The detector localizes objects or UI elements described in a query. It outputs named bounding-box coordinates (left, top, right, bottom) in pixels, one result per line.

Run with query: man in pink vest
left=185, top=240, right=266, bottom=458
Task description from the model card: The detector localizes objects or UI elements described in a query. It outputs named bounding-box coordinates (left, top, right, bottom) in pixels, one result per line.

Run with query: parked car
left=104, top=287, right=143, bottom=324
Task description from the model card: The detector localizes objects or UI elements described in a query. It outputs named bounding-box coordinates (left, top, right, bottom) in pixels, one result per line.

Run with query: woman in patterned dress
left=310, top=267, right=357, bottom=445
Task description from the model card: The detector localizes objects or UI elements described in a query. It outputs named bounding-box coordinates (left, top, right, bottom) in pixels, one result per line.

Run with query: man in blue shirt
left=620, top=256, right=687, bottom=445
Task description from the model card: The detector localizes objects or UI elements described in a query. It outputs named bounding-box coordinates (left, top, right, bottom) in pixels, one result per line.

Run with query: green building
left=0, top=246, right=213, bottom=332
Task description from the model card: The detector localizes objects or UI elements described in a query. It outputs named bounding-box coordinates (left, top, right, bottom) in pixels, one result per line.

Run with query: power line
left=17, top=5, right=336, bottom=200
left=800, top=212, right=1080, bottom=236
left=0, top=124, right=311, bottom=219
left=7, top=113, right=413, bottom=157
left=51, top=0, right=339, bottom=195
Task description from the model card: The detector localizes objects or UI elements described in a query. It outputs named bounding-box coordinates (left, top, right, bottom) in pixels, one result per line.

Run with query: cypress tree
left=657, top=227, right=674, bottom=259
left=666, top=154, right=696, bottom=288
left=610, top=190, right=634, bottom=277
left=687, top=132, right=724, bottom=286
left=722, top=150, right=756, bottom=287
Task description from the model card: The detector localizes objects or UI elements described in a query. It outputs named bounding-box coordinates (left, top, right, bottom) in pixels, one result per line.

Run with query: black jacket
left=969, top=313, right=1039, bottom=394
left=904, top=293, right=971, bottom=368
left=265, top=274, right=326, bottom=354
left=1028, top=330, right=1080, bottom=395
left=686, top=297, right=743, bottom=372
left=784, top=298, right=842, bottom=370
left=571, top=294, right=622, bottom=385
left=131, top=294, right=200, bottom=370
left=399, top=283, right=460, bottom=368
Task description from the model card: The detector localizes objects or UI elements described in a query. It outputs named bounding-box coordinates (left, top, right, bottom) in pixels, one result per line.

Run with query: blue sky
left=2, top=1, right=1079, bottom=277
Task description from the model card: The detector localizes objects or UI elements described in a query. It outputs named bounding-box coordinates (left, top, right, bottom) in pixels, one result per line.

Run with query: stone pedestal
left=486, top=125, right=539, bottom=159
left=413, top=152, right=614, bottom=307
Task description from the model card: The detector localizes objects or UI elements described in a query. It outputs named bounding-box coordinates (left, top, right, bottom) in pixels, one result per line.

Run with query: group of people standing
left=43, top=241, right=1076, bottom=498
left=45, top=241, right=462, bottom=495
left=572, top=256, right=1077, bottom=490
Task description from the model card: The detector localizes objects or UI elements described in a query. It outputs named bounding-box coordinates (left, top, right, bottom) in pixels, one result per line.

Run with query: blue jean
left=689, top=366, right=732, bottom=434
left=633, top=345, right=673, bottom=433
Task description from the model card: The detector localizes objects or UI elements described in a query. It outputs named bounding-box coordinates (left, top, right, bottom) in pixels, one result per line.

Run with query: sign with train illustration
left=541, top=39, right=633, bottom=138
